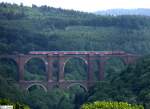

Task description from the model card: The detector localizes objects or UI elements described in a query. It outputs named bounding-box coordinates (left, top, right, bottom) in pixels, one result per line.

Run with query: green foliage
left=0, top=99, right=30, bottom=109
left=64, top=58, right=87, bottom=80
left=87, top=56, right=150, bottom=109
left=0, top=2, right=150, bottom=109
left=0, top=3, right=150, bottom=54
left=104, top=57, right=125, bottom=80
left=0, top=58, right=18, bottom=80
left=81, top=101, right=144, bottom=109
left=24, top=58, right=46, bottom=81
left=25, top=88, right=74, bottom=109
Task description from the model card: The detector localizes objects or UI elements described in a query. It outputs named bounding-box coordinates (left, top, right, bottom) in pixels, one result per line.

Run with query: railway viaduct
left=0, top=51, right=139, bottom=91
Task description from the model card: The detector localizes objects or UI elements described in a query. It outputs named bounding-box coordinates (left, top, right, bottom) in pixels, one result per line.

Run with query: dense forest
left=0, top=3, right=150, bottom=109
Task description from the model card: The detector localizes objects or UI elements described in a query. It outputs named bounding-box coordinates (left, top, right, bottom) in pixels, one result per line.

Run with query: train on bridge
left=29, top=51, right=126, bottom=55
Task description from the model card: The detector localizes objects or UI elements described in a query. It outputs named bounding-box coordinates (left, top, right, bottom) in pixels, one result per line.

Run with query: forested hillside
left=87, top=56, right=150, bottom=109
left=0, top=3, right=150, bottom=109
left=1, top=3, right=150, bottom=54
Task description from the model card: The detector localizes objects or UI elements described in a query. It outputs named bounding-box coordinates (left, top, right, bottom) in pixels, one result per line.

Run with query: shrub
left=0, top=99, right=30, bottom=109
left=81, top=101, right=144, bottom=109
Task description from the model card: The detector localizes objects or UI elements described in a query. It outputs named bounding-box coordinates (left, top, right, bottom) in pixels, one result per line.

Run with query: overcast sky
left=1, top=0, right=150, bottom=12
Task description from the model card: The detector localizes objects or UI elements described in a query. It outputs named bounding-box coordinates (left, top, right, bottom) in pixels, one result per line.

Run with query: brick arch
left=26, top=83, right=47, bottom=92
left=64, top=56, right=88, bottom=65
left=67, top=83, right=88, bottom=92
left=24, top=57, right=48, bottom=71
left=24, top=57, right=48, bottom=81
left=24, top=56, right=48, bottom=66
left=63, top=56, right=88, bottom=80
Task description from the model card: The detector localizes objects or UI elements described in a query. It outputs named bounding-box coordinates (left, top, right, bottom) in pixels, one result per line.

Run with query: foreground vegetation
left=0, top=2, right=150, bottom=109
left=81, top=101, right=144, bottom=109
left=0, top=99, right=30, bottom=109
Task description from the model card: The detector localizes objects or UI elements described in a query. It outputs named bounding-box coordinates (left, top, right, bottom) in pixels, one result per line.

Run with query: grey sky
left=1, top=0, right=150, bottom=12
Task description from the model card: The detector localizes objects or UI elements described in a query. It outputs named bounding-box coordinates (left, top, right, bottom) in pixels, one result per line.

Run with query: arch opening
left=67, top=83, right=87, bottom=92
left=64, top=57, right=88, bottom=80
left=27, top=83, right=47, bottom=92
left=0, top=58, right=19, bottom=81
left=104, top=56, right=126, bottom=80
left=67, top=83, right=87, bottom=109
left=24, top=58, right=47, bottom=81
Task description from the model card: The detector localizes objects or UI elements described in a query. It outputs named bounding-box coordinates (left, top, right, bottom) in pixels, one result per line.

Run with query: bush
left=0, top=99, right=30, bottom=109
left=81, top=101, right=144, bottom=109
